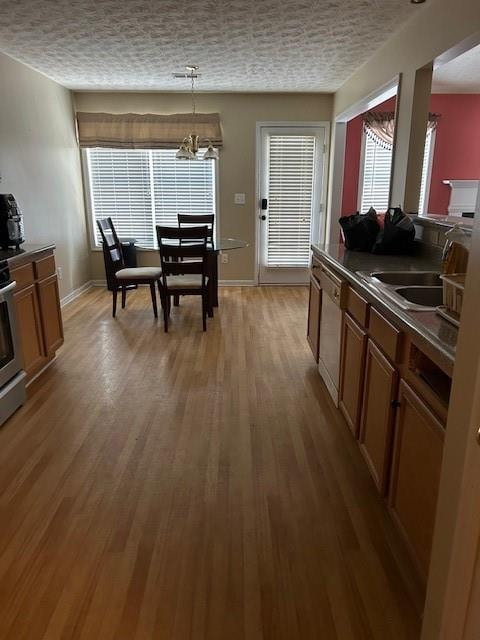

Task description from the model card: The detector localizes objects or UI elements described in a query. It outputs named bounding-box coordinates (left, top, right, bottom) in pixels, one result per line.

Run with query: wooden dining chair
left=97, top=217, right=162, bottom=318
left=156, top=225, right=210, bottom=332
left=178, top=214, right=214, bottom=245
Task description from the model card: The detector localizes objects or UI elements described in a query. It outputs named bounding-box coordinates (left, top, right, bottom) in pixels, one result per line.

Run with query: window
left=359, top=134, right=393, bottom=214
left=418, top=128, right=435, bottom=216
left=86, top=148, right=216, bottom=248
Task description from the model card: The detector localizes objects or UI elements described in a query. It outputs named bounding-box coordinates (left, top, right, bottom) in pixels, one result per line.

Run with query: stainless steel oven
left=0, top=260, right=25, bottom=426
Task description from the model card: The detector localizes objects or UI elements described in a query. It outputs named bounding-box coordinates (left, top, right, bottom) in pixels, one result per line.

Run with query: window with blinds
left=359, top=135, right=393, bottom=214
left=266, top=135, right=316, bottom=267
left=86, top=148, right=216, bottom=248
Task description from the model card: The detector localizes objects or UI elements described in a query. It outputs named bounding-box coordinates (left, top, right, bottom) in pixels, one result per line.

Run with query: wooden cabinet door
left=339, top=313, right=367, bottom=437
left=389, top=380, right=444, bottom=580
left=14, top=284, right=47, bottom=377
left=37, top=275, right=64, bottom=356
left=307, top=274, right=321, bottom=362
left=359, top=339, right=398, bottom=494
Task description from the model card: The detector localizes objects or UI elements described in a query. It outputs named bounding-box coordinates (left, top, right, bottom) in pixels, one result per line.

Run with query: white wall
left=0, top=53, right=90, bottom=298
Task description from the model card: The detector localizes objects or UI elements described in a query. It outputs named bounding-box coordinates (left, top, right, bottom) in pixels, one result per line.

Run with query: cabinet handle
left=476, top=426, right=480, bottom=445
left=391, top=400, right=401, bottom=409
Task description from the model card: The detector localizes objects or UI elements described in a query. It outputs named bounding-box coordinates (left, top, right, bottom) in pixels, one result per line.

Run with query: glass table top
left=135, top=238, right=248, bottom=251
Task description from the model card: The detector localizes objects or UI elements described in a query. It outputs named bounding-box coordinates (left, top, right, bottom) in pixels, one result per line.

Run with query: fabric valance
left=76, top=112, right=223, bottom=149
left=363, top=110, right=441, bottom=150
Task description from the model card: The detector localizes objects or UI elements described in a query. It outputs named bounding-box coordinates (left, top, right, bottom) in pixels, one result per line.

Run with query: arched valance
left=363, top=111, right=441, bottom=150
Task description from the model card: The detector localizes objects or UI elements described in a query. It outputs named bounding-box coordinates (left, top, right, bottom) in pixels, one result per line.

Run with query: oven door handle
left=0, top=281, right=17, bottom=301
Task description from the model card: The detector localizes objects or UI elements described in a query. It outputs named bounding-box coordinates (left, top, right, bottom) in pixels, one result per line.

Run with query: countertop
left=1, top=243, right=56, bottom=269
left=311, top=242, right=457, bottom=375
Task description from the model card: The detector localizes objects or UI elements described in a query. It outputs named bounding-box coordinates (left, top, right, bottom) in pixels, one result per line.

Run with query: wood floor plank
left=0, top=286, right=422, bottom=639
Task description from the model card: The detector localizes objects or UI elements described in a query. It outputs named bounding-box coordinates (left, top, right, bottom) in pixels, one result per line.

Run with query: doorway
left=257, top=124, right=328, bottom=284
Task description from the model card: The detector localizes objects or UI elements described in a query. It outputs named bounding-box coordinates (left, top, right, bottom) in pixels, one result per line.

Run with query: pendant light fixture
left=176, top=65, right=218, bottom=161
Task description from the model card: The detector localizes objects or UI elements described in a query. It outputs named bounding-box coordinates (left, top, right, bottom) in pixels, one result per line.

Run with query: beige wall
left=0, top=53, right=89, bottom=299
left=330, top=3, right=480, bottom=639
left=73, top=92, right=333, bottom=282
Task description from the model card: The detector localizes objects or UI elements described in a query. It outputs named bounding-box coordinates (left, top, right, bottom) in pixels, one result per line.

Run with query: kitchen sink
left=357, top=270, right=444, bottom=311
left=369, top=271, right=442, bottom=287
left=394, top=286, right=444, bottom=307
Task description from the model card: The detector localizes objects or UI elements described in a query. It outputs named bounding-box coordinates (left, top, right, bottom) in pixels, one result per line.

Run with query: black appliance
left=0, top=194, right=25, bottom=250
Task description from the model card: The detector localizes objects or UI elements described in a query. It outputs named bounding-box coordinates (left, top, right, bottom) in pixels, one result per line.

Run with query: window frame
left=418, top=128, right=436, bottom=217
left=81, top=148, right=220, bottom=251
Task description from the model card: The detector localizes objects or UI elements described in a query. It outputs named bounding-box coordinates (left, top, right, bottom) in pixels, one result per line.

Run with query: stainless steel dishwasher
left=318, top=265, right=346, bottom=406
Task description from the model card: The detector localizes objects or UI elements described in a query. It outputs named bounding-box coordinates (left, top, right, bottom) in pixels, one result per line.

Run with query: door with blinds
left=258, top=126, right=326, bottom=284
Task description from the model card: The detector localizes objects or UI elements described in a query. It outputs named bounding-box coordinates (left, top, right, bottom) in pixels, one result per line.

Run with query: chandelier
left=176, top=65, right=218, bottom=160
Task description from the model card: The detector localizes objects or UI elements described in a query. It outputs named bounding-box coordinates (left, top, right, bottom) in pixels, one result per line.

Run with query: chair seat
left=116, top=267, right=162, bottom=280
left=165, top=274, right=207, bottom=289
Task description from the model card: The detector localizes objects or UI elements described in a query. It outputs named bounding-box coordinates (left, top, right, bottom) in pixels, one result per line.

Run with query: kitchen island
left=308, top=239, right=456, bottom=588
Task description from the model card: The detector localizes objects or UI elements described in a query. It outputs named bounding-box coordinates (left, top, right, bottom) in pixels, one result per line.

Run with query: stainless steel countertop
left=311, top=242, right=457, bottom=375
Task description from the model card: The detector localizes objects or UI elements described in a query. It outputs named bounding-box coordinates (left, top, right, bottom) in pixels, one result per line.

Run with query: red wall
left=340, top=94, right=480, bottom=217
left=340, top=97, right=396, bottom=216
left=427, top=94, right=480, bottom=214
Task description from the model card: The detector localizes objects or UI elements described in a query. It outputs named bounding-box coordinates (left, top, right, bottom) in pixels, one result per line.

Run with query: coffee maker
left=0, top=195, right=25, bottom=250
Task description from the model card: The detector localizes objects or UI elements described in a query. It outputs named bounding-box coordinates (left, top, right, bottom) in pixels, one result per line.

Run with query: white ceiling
left=433, top=43, right=480, bottom=93
left=0, top=0, right=420, bottom=92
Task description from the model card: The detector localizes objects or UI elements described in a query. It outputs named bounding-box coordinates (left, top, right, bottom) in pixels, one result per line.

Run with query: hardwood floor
left=0, top=286, right=423, bottom=639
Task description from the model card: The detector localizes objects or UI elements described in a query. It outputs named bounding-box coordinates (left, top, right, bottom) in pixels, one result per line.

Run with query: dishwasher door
left=318, top=267, right=346, bottom=406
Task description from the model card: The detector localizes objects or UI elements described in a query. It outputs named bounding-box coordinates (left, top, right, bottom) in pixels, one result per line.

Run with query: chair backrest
left=156, top=225, right=209, bottom=286
left=178, top=214, right=214, bottom=244
left=97, top=217, right=125, bottom=271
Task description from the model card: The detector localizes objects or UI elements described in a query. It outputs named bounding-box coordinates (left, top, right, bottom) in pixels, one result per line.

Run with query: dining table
left=137, top=237, right=248, bottom=313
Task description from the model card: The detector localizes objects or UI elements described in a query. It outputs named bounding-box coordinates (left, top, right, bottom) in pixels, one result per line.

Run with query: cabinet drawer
left=320, top=265, right=347, bottom=309
left=34, top=254, right=56, bottom=280
left=369, top=308, right=401, bottom=363
left=347, top=287, right=369, bottom=328
left=11, top=263, right=35, bottom=291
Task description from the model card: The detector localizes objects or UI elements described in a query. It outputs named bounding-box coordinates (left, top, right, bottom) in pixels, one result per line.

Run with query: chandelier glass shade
left=176, top=66, right=218, bottom=161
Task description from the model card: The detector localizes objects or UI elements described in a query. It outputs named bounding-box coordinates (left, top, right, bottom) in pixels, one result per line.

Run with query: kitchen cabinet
left=359, top=339, right=398, bottom=494
left=37, top=274, right=63, bottom=355
left=307, top=273, right=321, bottom=362
left=13, top=284, right=47, bottom=377
left=339, top=312, right=367, bottom=437
left=11, top=248, right=64, bottom=382
left=389, top=380, right=445, bottom=580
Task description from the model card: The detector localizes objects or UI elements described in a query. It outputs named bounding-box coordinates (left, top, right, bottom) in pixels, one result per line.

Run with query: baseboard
left=60, top=281, right=93, bottom=307
left=25, top=356, right=57, bottom=388
left=218, top=280, right=257, bottom=286
left=93, top=279, right=257, bottom=287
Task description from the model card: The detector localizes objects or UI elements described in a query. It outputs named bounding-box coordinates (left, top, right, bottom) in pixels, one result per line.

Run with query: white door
left=258, top=125, right=327, bottom=284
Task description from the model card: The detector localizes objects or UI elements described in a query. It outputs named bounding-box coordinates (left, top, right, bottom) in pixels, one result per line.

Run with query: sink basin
left=395, top=286, right=444, bottom=307
left=370, top=271, right=442, bottom=286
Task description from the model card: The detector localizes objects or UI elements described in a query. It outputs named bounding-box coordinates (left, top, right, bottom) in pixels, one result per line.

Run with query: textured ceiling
left=0, top=0, right=420, bottom=92
left=432, top=44, right=480, bottom=93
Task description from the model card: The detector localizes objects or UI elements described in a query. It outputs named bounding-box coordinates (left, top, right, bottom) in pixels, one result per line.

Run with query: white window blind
left=419, top=128, right=434, bottom=216
left=87, top=148, right=215, bottom=248
left=359, top=135, right=393, bottom=214
left=267, top=135, right=316, bottom=267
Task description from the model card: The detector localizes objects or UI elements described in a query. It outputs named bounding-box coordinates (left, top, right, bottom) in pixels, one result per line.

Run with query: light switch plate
left=234, top=193, right=246, bottom=205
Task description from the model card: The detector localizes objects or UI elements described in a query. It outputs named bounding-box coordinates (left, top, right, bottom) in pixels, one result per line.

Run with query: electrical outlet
left=57, top=266, right=63, bottom=280
left=221, top=253, right=229, bottom=264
